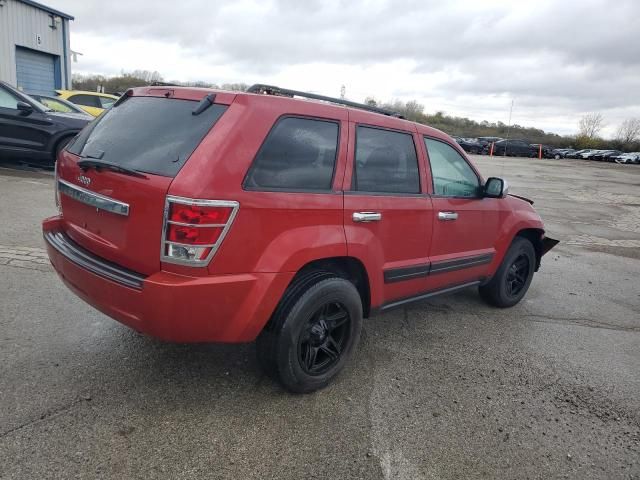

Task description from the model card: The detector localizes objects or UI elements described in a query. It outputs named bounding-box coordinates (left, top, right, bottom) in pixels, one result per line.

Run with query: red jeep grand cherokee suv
left=43, top=84, right=557, bottom=393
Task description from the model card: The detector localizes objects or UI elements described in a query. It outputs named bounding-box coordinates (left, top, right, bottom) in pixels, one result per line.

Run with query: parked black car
left=550, top=148, right=575, bottom=159
left=475, top=136, right=504, bottom=154
left=476, top=136, right=503, bottom=145
left=565, top=149, right=593, bottom=159
left=530, top=144, right=554, bottom=158
left=582, top=150, right=606, bottom=160
left=0, top=81, right=91, bottom=164
left=591, top=150, right=622, bottom=161
left=453, top=136, right=483, bottom=154
left=483, top=139, right=537, bottom=157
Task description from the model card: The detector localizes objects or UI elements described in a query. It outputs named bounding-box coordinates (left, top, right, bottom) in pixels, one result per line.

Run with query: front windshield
left=39, top=97, right=74, bottom=113
left=26, top=98, right=51, bottom=111
left=34, top=99, right=53, bottom=111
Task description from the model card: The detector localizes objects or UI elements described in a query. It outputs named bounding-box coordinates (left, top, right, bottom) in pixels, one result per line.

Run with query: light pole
left=504, top=99, right=514, bottom=157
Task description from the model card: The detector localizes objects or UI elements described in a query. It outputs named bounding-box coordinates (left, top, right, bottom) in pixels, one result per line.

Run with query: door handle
left=353, top=211, right=382, bottom=223
left=438, top=211, right=458, bottom=221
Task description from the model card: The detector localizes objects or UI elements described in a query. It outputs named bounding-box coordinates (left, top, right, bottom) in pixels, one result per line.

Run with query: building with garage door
left=0, top=0, right=73, bottom=95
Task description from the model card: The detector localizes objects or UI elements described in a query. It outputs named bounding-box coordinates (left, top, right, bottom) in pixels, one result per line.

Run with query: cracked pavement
left=0, top=157, right=638, bottom=479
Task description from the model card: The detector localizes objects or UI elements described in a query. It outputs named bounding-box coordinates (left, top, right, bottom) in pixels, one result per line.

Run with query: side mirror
left=484, top=177, right=509, bottom=198
left=17, top=101, right=34, bottom=116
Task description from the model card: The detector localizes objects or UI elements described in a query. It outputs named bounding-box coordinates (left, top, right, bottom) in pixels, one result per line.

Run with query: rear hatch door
left=56, top=92, right=228, bottom=275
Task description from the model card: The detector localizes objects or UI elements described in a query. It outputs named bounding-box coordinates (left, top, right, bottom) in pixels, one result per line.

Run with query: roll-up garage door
left=15, top=47, right=57, bottom=96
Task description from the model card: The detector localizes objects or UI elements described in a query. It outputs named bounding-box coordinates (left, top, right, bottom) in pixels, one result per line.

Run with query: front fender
left=488, top=202, right=545, bottom=275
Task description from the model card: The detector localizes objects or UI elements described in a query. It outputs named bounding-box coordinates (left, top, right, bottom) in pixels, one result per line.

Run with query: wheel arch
left=293, top=256, right=372, bottom=318
left=515, top=228, right=544, bottom=271
left=49, top=130, right=80, bottom=160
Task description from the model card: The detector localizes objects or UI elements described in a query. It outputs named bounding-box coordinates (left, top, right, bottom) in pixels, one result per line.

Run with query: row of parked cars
left=550, top=148, right=639, bottom=163
left=0, top=81, right=119, bottom=163
left=453, top=137, right=550, bottom=157
left=452, top=136, right=639, bottom=164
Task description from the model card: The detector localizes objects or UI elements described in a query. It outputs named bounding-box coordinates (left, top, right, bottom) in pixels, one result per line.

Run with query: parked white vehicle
left=613, top=152, right=640, bottom=164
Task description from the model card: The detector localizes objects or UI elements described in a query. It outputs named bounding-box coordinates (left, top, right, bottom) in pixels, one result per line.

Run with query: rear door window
left=99, top=96, right=116, bottom=109
left=244, top=116, right=339, bottom=191
left=68, top=94, right=101, bottom=108
left=67, top=96, right=227, bottom=177
left=353, top=126, right=420, bottom=194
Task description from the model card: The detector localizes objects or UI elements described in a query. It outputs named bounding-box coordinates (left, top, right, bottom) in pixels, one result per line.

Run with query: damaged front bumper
left=542, top=236, right=560, bottom=256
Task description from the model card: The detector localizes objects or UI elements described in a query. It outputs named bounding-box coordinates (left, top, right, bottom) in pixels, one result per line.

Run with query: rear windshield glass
left=67, top=96, right=227, bottom=177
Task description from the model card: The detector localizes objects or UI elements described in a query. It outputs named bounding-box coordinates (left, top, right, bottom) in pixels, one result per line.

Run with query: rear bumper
left=43, top=217, right=293, bottom=343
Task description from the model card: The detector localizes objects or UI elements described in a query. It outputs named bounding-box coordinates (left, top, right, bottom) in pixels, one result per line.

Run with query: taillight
left=161, top=196, right=239, bottom=266
left=168, top=203, right=233, bottom=225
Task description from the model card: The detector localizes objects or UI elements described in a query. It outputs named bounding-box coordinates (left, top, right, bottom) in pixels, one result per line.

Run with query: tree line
left=71, top=72, right=639, bottom=152
left=72, top=71, right=248, bottom=96
left=366, top=98, right=640, bottom=152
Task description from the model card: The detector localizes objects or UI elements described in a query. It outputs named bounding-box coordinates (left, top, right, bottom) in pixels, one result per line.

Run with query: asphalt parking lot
left=0, top=156, right=638, bottom=480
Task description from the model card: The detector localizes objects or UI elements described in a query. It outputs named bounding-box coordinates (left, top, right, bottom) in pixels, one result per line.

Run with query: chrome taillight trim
left=164, top=240, right=218, bottom=248
left=58, top=179, right=129, bottom=216
left=166, top=220, right=227, bottom=228
left=160, top=196, right=240, bottom=267
left=54, top=161, right=61, bottom=212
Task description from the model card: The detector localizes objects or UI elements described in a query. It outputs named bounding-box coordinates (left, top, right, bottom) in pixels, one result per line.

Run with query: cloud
left=54, top=0, right=640, bottom=136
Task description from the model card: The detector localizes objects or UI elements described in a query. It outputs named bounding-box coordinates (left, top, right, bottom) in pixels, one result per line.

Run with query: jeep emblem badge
left=77, top=175, right=91, bottom=186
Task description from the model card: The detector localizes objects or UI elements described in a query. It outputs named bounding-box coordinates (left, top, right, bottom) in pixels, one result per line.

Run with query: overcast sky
left=53, top=0, right=638, bottom=137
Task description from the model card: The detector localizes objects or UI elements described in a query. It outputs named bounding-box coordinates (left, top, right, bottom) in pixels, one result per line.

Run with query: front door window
left=0, top=88, right=20, bottom=110
left=424, top=138, right=480, bottom=197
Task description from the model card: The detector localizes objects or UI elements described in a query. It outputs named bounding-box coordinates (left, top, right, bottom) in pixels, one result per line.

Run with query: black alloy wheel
left=256, top=273, right=363, bottom=393
left=505, top=254, right=530, bottom=298
left=479, top=237, right=536, bottom=308
left=298, top=302, right=351, bottom=375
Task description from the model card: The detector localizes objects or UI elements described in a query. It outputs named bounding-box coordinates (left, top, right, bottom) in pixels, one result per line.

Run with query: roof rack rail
left=246, top=84, right=404, bottom=119
left=149, top=81, right=180, bottom=87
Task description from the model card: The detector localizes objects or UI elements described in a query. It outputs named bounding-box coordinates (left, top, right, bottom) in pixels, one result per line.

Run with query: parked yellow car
left=55, top=90, right=119, bottom=117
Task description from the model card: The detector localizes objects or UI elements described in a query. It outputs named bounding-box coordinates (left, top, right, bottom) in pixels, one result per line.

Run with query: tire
left=256, top=273, right=363, bottom=393
left=479, top=237, right=536, bottom=308
left=554, top=154, right=561, bottom=159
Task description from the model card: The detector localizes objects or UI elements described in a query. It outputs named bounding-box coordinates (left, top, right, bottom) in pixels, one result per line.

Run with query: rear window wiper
left=78, top=158, right=148, bottom=179
left=192, top=94, right=216, bottom=115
